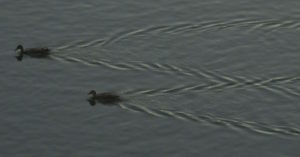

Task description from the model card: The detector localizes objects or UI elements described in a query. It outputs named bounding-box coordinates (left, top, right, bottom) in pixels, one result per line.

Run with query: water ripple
left=51, top=18, right=300, bottom=51
left=118, top=103, right=300, bottom=137
left=51, top=55, right=300, bottom=97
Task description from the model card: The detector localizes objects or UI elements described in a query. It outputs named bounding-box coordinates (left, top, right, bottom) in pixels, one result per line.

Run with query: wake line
left=121, top=81, right=300, bottom=98
left=100, top=19, right=299, bottom=47
left=52, top=55, right=204, bottom=77
left=51, top=55, right=300, bottom=97
left=52, top=55, right=300, bottom=85
left=50, top=18, right=300, bottom=51
left=118, top=103, right=300, bottom=137
left=101, top=19, right=300, bottom=46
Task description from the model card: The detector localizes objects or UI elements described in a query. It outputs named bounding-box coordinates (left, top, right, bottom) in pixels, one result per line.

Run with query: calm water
left=1, top=0, right=300, bottom=156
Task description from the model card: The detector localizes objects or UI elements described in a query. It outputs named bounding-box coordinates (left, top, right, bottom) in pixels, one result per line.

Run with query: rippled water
left=1, top=0, right=300, bottom=156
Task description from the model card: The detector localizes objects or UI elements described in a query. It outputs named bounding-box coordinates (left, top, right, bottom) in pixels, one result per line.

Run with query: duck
left=15, top=44, right=50, bottom=61
left=87, top=90, right=123, bottom=106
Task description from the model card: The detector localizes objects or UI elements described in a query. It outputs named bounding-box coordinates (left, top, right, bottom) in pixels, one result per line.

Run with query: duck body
left=15, top=45, right=50, bottom=61
left=93, top=92, right=122, bottom=104
left=23, top=47, right=50, bottom=57
left=88, top=90, right=122, bottom=106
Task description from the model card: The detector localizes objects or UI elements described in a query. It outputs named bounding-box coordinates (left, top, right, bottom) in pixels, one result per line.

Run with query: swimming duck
left=87, top=90, right=122, bottom=106
left=15, top=44, right=50, bottom=61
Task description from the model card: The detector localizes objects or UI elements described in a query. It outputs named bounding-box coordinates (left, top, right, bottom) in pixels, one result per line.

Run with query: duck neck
left=16, top=53, right=23, bottom=61
left=19, top=46, right=24, bottom=54
left=89, top=92, right=96, bottom=99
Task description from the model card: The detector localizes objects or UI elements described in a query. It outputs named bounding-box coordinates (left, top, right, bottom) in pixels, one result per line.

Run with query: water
left=1, top=0, right=300, bottom=156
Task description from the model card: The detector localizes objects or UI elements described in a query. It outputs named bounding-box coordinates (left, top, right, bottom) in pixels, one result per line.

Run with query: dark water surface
left=1, top=0, right=300, bottom=156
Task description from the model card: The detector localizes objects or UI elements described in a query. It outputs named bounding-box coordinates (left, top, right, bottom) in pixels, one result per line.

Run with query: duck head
left=15, top=45, right=24, bottom=61
left=88, top=90, right=97, bottom=98
left=87, top=90, right=97, bottom=106
left=15, top=45, right=24, bottom=53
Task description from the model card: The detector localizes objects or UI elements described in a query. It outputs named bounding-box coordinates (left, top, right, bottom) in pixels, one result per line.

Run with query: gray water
left=1, top=0, right=300, bottom=156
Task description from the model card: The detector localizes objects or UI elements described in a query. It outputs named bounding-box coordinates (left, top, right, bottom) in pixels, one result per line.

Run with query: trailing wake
left=50, top=55, right=300, bottom=97
left=51, top=18, right=300, bottom=51
left=118, top=102, right=300, bottom=137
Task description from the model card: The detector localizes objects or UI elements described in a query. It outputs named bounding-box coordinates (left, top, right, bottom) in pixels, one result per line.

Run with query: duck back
left=95, top=93, right=122, bottom=104
left=24, top=48, right=50, bottom=57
